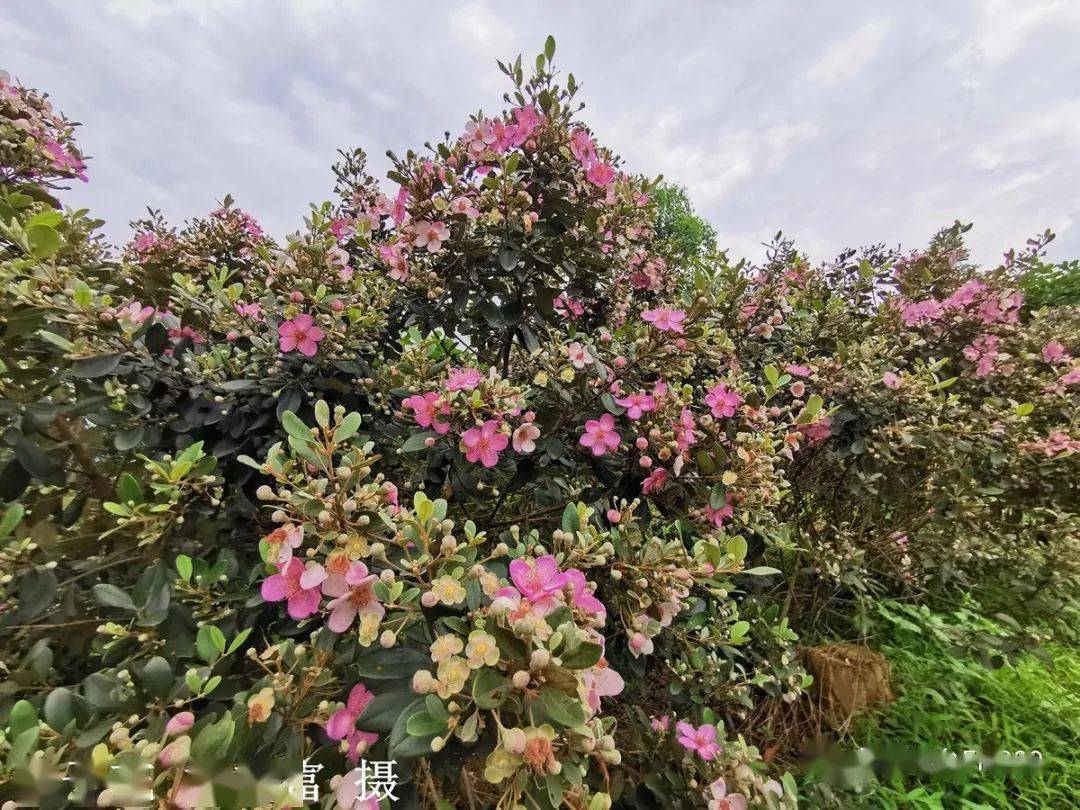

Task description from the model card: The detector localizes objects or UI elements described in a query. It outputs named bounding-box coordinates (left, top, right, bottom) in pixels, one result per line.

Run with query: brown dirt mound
left=804, top=643, right=894, bottom=732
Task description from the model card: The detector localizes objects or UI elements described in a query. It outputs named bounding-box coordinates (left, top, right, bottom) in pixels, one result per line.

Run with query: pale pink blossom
left=512, top=422, right=540, bottom=454
left=449, top=196, right=480, bottom=219
left=785, top=363, right=812, bottom=377
left=569, top=129, right=597, bottom=163
left=165, top=712, right=194, bottom=737
left=642, top=467, right=667, bottom=494
left=567, top=342, right=592, bottom=369
left=322, top=561, right=384, bottom=633
left=412, top=220, right=450, bottom=253
left=651, top=715, right=670, bottom=732
left=1042, top=341, right=1069, bottom=363
left=629, top=632, right=654, bottom=657
left=581, top=661, right=623, bottom=714
left=708, top=778, right=748, bottom=810
left=882, top=372, right=902, bottom=390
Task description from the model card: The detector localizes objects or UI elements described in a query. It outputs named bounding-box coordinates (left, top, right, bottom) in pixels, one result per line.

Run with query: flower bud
left=512, top=670, right=531, bottom=690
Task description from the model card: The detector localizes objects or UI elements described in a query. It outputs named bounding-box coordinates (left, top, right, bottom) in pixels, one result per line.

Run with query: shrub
left=0, top=40, right=1076, bottom=810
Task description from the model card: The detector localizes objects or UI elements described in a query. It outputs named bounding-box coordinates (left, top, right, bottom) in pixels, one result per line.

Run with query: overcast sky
left=5, top=1, right=1079, bottom=266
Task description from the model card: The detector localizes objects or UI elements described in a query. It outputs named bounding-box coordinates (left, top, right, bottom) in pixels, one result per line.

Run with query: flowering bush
left=1, top=40, right=1077, bottom=809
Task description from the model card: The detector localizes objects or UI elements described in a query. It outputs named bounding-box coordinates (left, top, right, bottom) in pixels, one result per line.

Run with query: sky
left=4, top=0, right=1080, bottom=266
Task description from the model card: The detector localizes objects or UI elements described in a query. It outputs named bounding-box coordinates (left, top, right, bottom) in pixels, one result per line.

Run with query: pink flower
left=579, top=413, right=621, bottom=456
left=327, top=684, right=379, bottom=763
left=336, top=768, right=382, bottom=809
left=322, top=561, right=384, bottom=633
left=586, top=162, right=616, bottom=187
left=642, top=467, right=667, bottom=494
left=264, top=523, right=304, bottom=567
left=708, top=778, right=747, bottom=810
left=581, top=661, right=624, bottom=713
left=449, top=196, right=480, bottom=219
left=412, top=220, right=450, bottom=253
left=785, top=363, right=812, bottom=377
left=330, top=217, right=354, bottom=240
left=705, top=384, right=743, bottom=418
left=117, top=301, right=155, bottom=325
left=629, top=632, right=654, bottom=657
left=566, top=568, right=606, bottom=618
left=569, top=129, right=597, bottom=163
left=261, top=559, right=323, bottom=620
left=512, top=422, right=540, bottom=454
left=641, top=307, right=686, bottom=333
left=461, top=419, right=509, bottom=467
left=509, top=555, right=570, bottom=602
left=403, top=392, right=451, bottom=435
left=166, top=712, right=194, bottom=737
left=675, top=721, right=721, bottom=761
left=900, top=298, right=943, bottom=326
left=567, top=342, right=592, bottom=369
left=615, top=393, right=657, bottom=420
left=1061, top=366, right=1080, bottom=386
left=235, top=301, right=263, bottom=321
left=882, top=371, right=902, bottom=390
left=278, top=314, right=325, bottom=357
left=802, top=416, right=832, bottom=445
left=445, top=367, right=484, bottom=392
left=1043, top=340, right=1069, bottom=363
left=706, top=494, right=734, bottom=528
left=132, top=232, right=157, bottom=253
left=650, top=715, right=670, bottom=732
left=676, top=407, right=697, bottom=451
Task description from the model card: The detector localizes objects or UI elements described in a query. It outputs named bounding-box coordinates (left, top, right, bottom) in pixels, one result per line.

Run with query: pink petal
left=260, top=574, right=287, bottom=602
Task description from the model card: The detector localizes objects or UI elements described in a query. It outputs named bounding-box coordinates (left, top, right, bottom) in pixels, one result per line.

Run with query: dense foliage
left=0, top=42, right=1077, bottom=809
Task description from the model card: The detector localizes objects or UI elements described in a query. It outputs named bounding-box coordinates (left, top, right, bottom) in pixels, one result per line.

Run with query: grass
left=802, top=600, right=1080, bottom=809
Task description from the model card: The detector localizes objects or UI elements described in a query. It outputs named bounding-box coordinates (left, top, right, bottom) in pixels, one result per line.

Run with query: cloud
left=807, top=19, right=890, bottom=87
left=3, top=2, right=1076, bottom=266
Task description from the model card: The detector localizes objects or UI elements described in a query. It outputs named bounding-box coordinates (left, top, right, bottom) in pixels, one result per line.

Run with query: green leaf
left=544, top=34, right=556, bottom=60
left=334, top=412, right=362, bottom=443
left=8, top=700, right=38, bottom=737
left=191, top=712, right=235, bottom=768
left=37, top=330, right=75, bottom=352
left=196, top=625, right=224, bottom=662
left=388, top=698, right=435, bottom=760
left=764, top=364, right=780, bottom=386
left=117, top=473, right=144, bottom=504
left=356, top=688, right=417, bottom=733
left=406, top=709, right=448, bottom=737
left=93, top=583, right=136, bottom=611
left=804, top=394, right=823, bottom=417
left=535, top=687, right=585, bottom=728
left=559, top=641, right=602, bottom=670
left=71, top=353, right=122, bottom=378
left=0, top=503, right=25, bottom=539
left=27, top=223, right=60, bottom=258
left=743, top=566, right=782, bottom=576
left=472, top=668, right=510, bottom=709
left=280, top=410, right=312, bottom=442
left=139, top=657, right=174, bottom=699
left=353, top=646, right=429, bottom=680
left=561, top=503, right=580, bottom=534
left=401, top=431, right=437, bottom=452
left=226, top=628, right=252, bottom=655
left=314, top=399, right=330, bottom=428
left=175, top=554, right=193, bottom=582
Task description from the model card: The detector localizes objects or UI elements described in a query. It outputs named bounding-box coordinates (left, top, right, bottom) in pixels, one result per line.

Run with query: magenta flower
left=642, top=467, right=667, bottom=494
left=641, top=307, right=686, bottom=333
left=586, top=161, right=616, bottom=187
left=461, top=419, right=510, bottom=467
left=445, top=367, right=484, bottom=392
left=278, top=314, right=325, bottom=357
left=322, top=561, right=384, bottom=633
left=403, top=392, right=451, bottom=435
left=509, top=555, right=570, bottom=603
left=579, top=413, right=620, bottom=456
left=261, top=559, right=324, bottom=620
left=705, top=384, right=743, bottom=418
left=569, top=129, right=597, bottom=164
left=706, top=494, right=734, bottom=528
left=615, top=393, right=657, bottom=420
left=327, top=684, right=379, bottom=762
left=802, top=416, right=832, bottom=445
left=900, top=298, right=943, bottom=326
left=566, top=568, right=606, bottom=618
left=675, top=721, right=722, bottom=760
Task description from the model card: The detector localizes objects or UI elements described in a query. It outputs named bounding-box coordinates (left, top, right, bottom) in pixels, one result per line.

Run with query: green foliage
left=651, top=182, right=717, bottom=264
left=1020, top=257, right=1080, bottom=310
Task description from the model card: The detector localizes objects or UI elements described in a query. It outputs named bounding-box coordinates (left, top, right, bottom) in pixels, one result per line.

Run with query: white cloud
left=450, top=2, right=514, bottom=54
left=807, top=19, right=890, bottom=86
